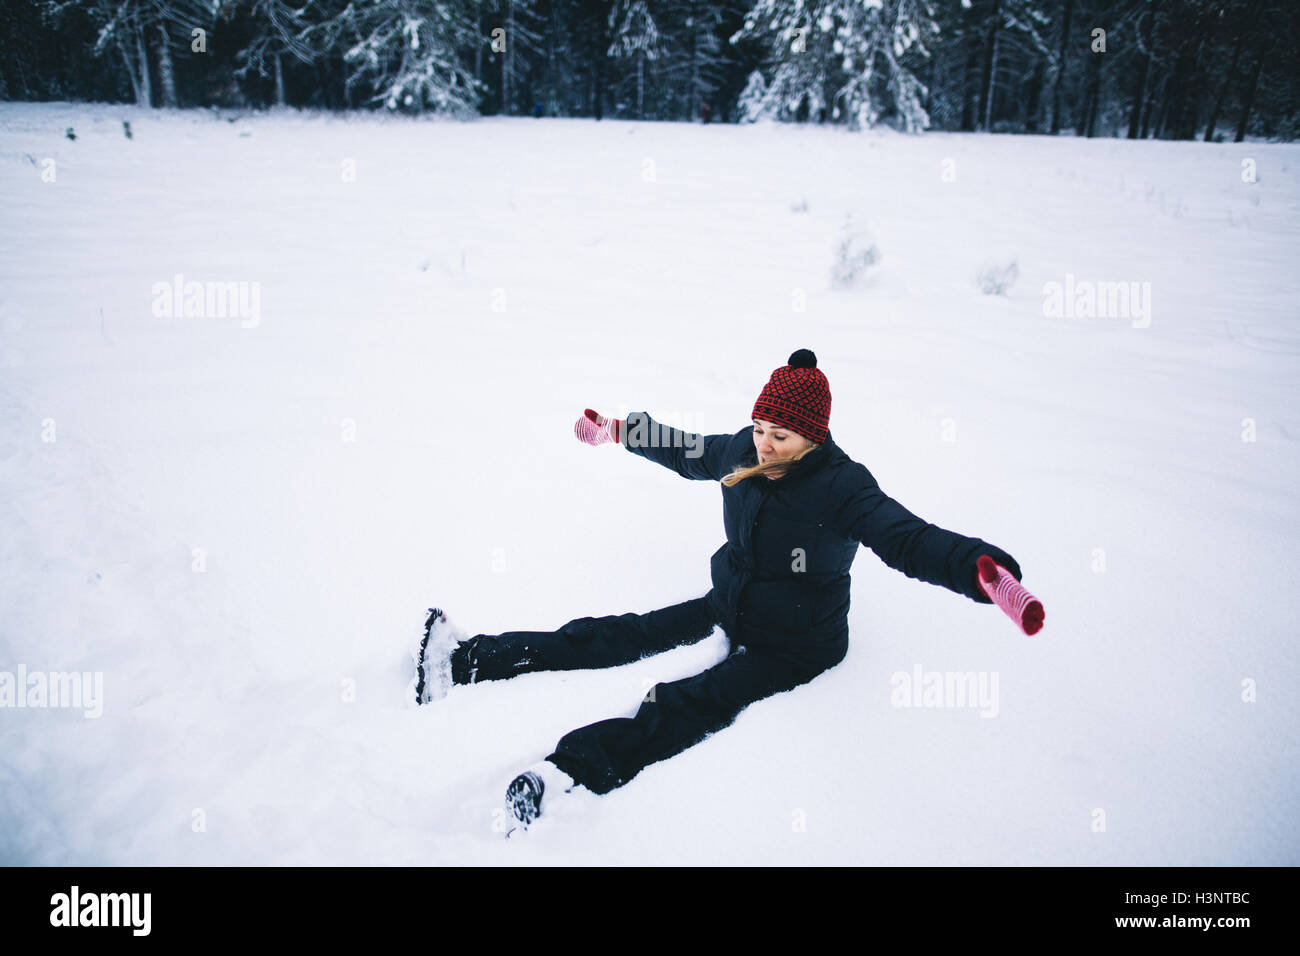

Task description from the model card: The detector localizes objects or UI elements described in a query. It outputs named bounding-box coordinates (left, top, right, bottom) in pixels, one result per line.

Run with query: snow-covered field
left=1, top=102, right=1297, bottom=865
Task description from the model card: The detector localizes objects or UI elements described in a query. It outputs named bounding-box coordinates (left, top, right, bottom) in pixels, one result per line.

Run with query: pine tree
left=736, top=66, right=768, bottom=120
left=729, top=0, right=833, bottom=124
left=658, top=0, right=728, bottom=120
left=834, top=0, right=942, bottom=131
left=607, top=0, right=662, bottom=118
left=729, top=0, right=942, bottom=132
left=303, top=0, right=485, bottom=114
left=234, top=0, right=319, bottom=106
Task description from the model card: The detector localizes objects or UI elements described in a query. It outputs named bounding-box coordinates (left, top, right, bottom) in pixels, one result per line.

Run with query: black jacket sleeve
left=832, top=465, right=1021, bottom=604
left=621, top=411, right=740, bottom=482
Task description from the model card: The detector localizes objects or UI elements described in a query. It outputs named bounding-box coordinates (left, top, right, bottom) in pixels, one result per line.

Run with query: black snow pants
left=448, top=594, right=843, bottom=795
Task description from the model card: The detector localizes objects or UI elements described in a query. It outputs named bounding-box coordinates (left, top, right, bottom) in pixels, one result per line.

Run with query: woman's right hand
left=574, top=408, right=624, bottom=446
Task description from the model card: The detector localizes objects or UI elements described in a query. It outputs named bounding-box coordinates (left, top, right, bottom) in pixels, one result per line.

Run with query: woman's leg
left=544, top=642, right=844, bottom=795
left=450, top=595, right=718, bottom=685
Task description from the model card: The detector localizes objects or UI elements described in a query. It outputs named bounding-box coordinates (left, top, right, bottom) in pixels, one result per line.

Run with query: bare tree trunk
left=1127, top=54, right=1149, bottom=138
left=273, top=51, right=286, bottom=106
left=1082, top=44, right=1102, bottom=136
left=134, top=22, right=152, bottom=107
left=1140, top=71, right=1162, bottom=138
left=1167, top=44, right=1202, bottom=139
left=1158, top=51, right=1191, bottom=139
left=983, top=30, right=1000, bottom=130
left=1127, top=0, right=1157, bottom=138
left=548, top=0, right=559, bottom=114
left=636, top=51, right=644, bottom=118
left=1153, top=69, right=1171, bottom=137
left=1082, top=0, right=1109, bottom=136
left=1234, top=56, right=1262, bottom=142
left=502, top=3, right=515, bottom=114
left=960, top=41, right=979, bottom=130
left=686, top=0, right=696, bottom=121
left=118, top=38, right=143, bottom=105
left=1025, top=57, right=1045, bottom=132
left=1050, top=0, right=1074, bottom=134
left=475, top=5, right=483, bottom=84
left=976, top=0, right=1001, bottom=131
left=1205, top=25, right=1245, bottom=141
left=156, top=24, right=178, bottom=108
left=594, top=15, right=606, bottom=120
left=1181, top=39, right=1209, bottom=138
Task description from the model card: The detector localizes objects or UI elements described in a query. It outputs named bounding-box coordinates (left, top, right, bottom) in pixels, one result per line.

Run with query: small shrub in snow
left=830, top=215, right=879, bottom=288
left=976, top=258, right=1019, bottom=295
left=737, top=70, right=769, bottom=123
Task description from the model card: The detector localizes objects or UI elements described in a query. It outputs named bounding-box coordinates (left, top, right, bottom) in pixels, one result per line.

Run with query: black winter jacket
left=622, top=411, right=1022, bottom=667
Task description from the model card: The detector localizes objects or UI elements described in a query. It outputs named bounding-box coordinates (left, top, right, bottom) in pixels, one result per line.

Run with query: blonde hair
left=721, top=442, right=821, bottom=487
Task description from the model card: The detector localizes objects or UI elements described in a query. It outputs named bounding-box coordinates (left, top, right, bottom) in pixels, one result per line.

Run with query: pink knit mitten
left=574, top=408, right=624, bottom=446
left=977, top=555, right=1044, bottom=636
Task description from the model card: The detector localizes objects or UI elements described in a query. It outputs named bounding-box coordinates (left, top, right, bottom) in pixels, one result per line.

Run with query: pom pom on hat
left=788, top=349, right=817, bottom=369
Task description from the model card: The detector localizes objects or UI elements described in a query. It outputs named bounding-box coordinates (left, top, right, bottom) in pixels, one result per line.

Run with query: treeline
left=2, top=1, right=1296, bottom=140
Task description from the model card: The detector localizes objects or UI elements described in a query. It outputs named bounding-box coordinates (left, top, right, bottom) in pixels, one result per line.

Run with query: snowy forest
left=3, top=0, right=1297, bottom=140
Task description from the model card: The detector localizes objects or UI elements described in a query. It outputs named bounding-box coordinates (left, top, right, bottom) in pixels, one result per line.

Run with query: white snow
left=1, top=102, right=1297, bottom=864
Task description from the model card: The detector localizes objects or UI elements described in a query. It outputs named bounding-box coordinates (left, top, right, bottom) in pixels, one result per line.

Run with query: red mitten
left=574, top=408, right=624, bottom=446
left=977, top=555, right=1045, bottom=635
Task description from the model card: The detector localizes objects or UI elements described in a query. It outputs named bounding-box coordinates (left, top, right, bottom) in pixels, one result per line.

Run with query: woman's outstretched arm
left=832, top=464, right=1022, bottom=604
left=620, top=411, right=741, bottom=482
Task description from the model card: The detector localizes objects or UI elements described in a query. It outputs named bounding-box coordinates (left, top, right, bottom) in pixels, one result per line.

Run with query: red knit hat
left=751, top=349, right=831, bottom=444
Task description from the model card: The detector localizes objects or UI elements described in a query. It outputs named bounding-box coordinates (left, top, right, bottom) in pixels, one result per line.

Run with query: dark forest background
left=2, top=1, right=1296, bottom=140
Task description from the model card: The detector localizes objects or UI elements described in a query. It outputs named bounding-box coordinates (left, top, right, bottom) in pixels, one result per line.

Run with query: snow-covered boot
left=408, top=607, right=469, bottom=706
left=505, top=759, right=576, bottom=828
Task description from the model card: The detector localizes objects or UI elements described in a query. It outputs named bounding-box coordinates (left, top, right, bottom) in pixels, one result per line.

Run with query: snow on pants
left=449, top=595, right=841, bottom=795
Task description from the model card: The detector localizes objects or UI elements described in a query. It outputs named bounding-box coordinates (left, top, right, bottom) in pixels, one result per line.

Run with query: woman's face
left=752, top=418, right=812, bottom=467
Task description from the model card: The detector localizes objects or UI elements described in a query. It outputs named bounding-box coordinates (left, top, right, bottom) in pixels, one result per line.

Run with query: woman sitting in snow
left=409, top=349, right=1030, bottom=829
